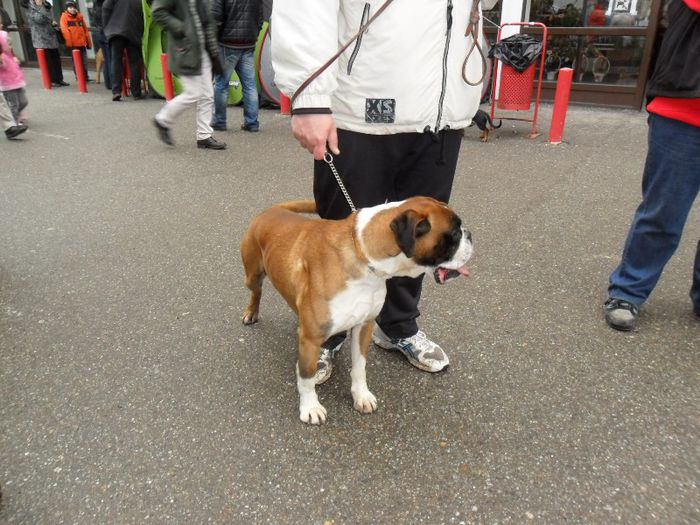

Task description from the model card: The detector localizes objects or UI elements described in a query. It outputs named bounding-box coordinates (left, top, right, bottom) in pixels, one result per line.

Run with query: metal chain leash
left=323, top=152, right=356, bottom=212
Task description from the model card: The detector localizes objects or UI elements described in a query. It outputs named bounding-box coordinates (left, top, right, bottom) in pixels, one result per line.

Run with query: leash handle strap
left=463, top=0, right=488, bottom=86
left=290, top=0, right=396, bottom=107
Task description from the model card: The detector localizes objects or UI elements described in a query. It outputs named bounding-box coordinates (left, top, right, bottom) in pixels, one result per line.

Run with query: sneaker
left=311, top=340, right=344, bottom=385
left=241, top=123, right=259, bottom=132
left=373, top=325, right=449, bottom=372
left=5, top=124, right=28, bottom=140
left=112, top=94, right=121, bottom=101
left=604, top=298, right=639, bottom=331
left=197, top=136, right=227, bottom=150
left=153, top=118, right=174, bottom=146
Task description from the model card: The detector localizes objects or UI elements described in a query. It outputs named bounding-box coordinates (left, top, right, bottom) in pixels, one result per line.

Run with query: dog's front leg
left=296, top=322, right=327, bottom=424
left=350, top=322, right=377, bottom=414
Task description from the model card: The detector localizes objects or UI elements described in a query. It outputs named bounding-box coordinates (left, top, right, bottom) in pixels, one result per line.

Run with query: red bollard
left=160, top=54, right=174, bottom=101
left=72, top=49, right=88, bottom=93
left=36, top=48, right=52, bottom=90
left=549, top=67, right=574, bottom=144
left=279, top=94, right=290, bottom=115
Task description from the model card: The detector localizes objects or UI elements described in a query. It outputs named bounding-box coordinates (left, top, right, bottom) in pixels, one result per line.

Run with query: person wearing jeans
left=211, top=46, right=259, bottom=131
left=210, top=0, right=261, bottom=132
left=604, top=0, right=700, bottom=331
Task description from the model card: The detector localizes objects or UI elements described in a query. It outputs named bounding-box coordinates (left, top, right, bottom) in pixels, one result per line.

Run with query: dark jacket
left=102, top=0, right=144, bottom=45
left=152, top=0, right=219, bottom=76
left=210, top=0, right=261, bottom=48
left=90, top=0, right=105, bottom=31
left=646, top=0, right=700, bottom=99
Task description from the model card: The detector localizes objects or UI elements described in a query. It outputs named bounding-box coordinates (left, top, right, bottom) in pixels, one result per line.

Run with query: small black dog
left=470, top=109, right=502, bottom=142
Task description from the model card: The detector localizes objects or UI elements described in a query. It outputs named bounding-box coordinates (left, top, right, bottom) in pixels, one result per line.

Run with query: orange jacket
left=60, top=11, right=92, bottom=49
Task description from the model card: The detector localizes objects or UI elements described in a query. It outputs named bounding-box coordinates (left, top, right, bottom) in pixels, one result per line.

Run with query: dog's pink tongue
left=436, top=265, right=470, bottom=284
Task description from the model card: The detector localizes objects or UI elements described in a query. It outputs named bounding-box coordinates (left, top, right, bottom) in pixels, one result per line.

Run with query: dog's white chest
left=327, top=277, right=386, bottom=335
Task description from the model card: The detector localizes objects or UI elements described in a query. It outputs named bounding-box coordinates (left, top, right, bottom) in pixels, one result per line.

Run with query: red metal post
left=279, top=94, right=291, bottom=115
left=160, top=54, right=174, bottom=101
left=548, top=67, right=574, bottom=144
left=72, top=49, right=88, bottom=93
left=36, top=48, right=52, bottom=90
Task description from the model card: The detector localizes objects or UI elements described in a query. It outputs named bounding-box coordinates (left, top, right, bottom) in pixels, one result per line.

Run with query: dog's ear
left=390, top=210, right=431, bottom=257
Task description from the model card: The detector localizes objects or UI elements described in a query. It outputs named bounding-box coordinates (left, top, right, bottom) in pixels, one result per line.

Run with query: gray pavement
left=1, top=69, right=698, bottom=524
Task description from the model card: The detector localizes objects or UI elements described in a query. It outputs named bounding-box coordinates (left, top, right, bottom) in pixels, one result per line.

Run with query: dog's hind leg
left=350, top=321, right=377, bottom=414
left=241, top=236, right=265, bottom=325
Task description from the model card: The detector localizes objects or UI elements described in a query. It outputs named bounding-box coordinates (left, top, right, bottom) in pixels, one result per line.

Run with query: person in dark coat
left=152, top=0, right=226, bottom=150
left=26, top=0, right=67, bottom=86
left=102, top=0, right=144, bottom=100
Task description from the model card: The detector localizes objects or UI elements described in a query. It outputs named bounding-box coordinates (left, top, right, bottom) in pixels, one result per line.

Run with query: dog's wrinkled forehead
left=388, top=198, right=464, bottom=266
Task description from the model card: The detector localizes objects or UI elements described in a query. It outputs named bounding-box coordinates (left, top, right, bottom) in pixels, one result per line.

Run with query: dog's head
left=357, top=197, right=473, bottom=283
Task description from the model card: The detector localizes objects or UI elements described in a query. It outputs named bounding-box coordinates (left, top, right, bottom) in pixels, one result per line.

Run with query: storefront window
left=531, top=0, right=654, bottom=27
left=541, top=35, right=644, bottom=85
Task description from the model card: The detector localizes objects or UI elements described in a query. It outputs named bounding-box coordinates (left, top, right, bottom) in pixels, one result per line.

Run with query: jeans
left=212, top=46, right=258, bottom=129
left=109, top=36, right=142, bottom=97
left=3, top=88, right=28, bottom=122
left=608, top=114, right=700, bottom=311
left=93, top=31, right=111, bottom=89
left=45, top=48, right=64, bottom=84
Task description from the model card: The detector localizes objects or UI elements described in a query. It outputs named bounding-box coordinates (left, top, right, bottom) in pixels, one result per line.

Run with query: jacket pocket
left=346, top=3, right=370, bottom=75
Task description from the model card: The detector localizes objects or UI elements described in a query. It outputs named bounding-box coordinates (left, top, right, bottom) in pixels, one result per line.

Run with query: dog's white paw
left=352, top=389, right=377, bottom=414
left=299, top=403, right=327, bottom=425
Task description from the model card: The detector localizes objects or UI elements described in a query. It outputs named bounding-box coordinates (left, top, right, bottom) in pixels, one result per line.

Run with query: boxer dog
left=240, top=197, right=472, bottom=424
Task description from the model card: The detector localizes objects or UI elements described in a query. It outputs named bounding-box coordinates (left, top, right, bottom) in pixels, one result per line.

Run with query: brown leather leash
left=290, top=0, right=397, bottom=107
left=290, top=0, right=487, bottom=107
left=463, top=0, right=488, bottom=86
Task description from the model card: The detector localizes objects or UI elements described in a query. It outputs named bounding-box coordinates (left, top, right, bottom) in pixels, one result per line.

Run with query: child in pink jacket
left=0, top=27, right=28, bottom=123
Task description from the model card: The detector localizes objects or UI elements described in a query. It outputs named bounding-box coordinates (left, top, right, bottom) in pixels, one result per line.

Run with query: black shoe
left=5, top=124, right=28, bottom=140
left=133, top=94, right=146, bottom=100
left=604, top=298, right=639, bottom=331
left=240, top=123, right=259, bottom=133
left=211, top=123, right=227, bottom=131
left=197, top=136, right=227, bottom=150
left=153, top=118, right=174, bottom=146
left=112, top=94, right=121, bottom=101
left=53, top=80, right=70, bottom=87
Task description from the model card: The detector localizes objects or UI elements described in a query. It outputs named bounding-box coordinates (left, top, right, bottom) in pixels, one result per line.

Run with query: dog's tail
left=274, top=200, right=317, bottom=214
left=487, top=114, right=503, bottom=129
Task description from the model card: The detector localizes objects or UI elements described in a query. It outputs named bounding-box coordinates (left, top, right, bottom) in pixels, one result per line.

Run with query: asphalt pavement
left=1, top=69, right=698, bottom=524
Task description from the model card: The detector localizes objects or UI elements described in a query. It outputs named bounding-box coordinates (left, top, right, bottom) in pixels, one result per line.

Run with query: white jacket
left=271, top=0, right=486, bottom=135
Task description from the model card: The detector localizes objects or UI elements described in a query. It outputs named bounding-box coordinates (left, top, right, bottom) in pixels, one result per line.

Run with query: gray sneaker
left=604, top=298, right=639, bottom=331
left=372, top=325, right=449, bottom=372
left=311, top=340, right=343, bottom=385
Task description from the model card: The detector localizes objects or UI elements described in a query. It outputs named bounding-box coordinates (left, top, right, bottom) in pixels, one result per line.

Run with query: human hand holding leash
left=291, top=114, right=340, bottom=160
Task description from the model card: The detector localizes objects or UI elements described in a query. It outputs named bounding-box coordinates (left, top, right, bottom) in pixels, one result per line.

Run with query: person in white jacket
left=271, top=0, right=488, bottom=381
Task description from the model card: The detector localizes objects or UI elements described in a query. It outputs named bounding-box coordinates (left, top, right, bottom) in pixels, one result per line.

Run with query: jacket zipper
left=347, top=3, right=371, bottom=75
left=434, top=0, right=453, bottom=132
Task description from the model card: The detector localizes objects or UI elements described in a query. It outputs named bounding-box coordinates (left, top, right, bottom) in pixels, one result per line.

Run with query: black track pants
left=314, top=128, right=463, bottom=347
